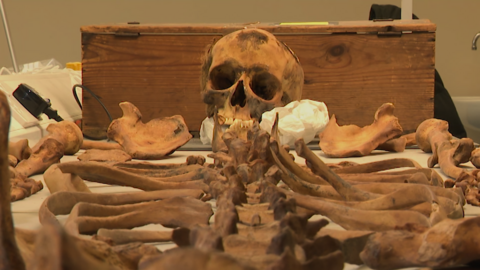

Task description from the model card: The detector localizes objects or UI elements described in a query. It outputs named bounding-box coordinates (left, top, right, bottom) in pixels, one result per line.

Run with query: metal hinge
left=377, top=31, right=403, bottom=37
left=114, top=32, right=140, bottom=37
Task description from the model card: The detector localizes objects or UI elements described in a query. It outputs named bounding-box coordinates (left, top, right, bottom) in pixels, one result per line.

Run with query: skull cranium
left=201, top=28, right=304, bottom=125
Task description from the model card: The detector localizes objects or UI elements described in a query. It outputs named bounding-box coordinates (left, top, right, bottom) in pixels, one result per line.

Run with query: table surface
left=10, top=143, right=480, bottom=270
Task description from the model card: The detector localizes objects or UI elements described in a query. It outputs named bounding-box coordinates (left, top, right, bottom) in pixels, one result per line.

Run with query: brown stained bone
left=353, top=182, right=465, bottom=206
left=227, top=138, right=252, bottom=167
left=44, top=163, right=91, bottom=193
left=236, top=205, right=274, bottom=226
left=315, top=229, right=374, bottom=265
left=39, top=189, right=205, bottom=226
left=11, top=121, right=84, bottom=201
left=403, top=132, right=417, bottom=146
left=114, top=163, right=205, bottom=178
left=107, top=101, right=192, bottom=159
left=294, top=138, right=378, bottom=201
left=32, top=219, right=156, bottom=270
left=416, top=118, right=453, bottom=167
left=96, top=228, right=173, bottom=245
left=43, top=121, right=84, bottom=155
left=214, top=196, right=239, bottom=237
left=283, top=183, right=462, bottom=220
left=471, top=148, right=480, bottom=168
left=77, top=149, right=132, bottom=163
left=186, top=155, right=206, bottom=166
left=377, top=136, right=407, bottom=152
left=319, top=103, right=403, bottom=157
left=286, top=184, right=437, bottom=213
left=332, top=158, right=422, bottom=174
left=376, top=132, right=417, bottom=152
left=138, top=248, right=256, bottom=270
left=55, top=161, right=209, bottom=192
left=285, top=190, right=432, bottom=231
left=8, top=155, right=17, bottom=167
left=212, top=107, right=227, bottom=153
left=80, top=140, right=123, bottom=150
left=114, top=161, right=188, bottom=169
left=63, top=196, right=213, bottom=235
left=436, top=138, right=475, bottom=182
left=270, top=147, right=344, bottom=199
left=0, top=90, right=26, bottom=270
left=189, top=225, right=224, bottom=252
left=371, top=167, right=444, bottom=187
left=8, top=139, right=31, bottom=161
left=360, top=216, right=480, bottom=269
left=341, top=172, right=431, bottom=185
left=270, top=139, right=329, bottom=186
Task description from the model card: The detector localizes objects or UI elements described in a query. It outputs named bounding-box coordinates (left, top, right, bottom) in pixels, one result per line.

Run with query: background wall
left=1, top=0, right=479, bottom=96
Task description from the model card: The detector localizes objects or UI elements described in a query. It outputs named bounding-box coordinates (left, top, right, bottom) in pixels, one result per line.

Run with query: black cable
left=72, top=84, right=113, bottom=123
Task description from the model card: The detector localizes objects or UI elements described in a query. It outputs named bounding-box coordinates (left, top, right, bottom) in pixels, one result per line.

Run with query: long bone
left=39, top=189, right=205, bottom=226
left=77, top=149, right=132, bottom=163
left=63, top=196, right=213, bottom=235
left=80, top=140, right=123, bottom=151
left=96, top=228, right=173, bottom=245
left=55, top=161, right=210, bottom=192
left=360, top=216, right=480, bottom=269
left=352, top=182, right=465, bottom=206
left=0, top=89, right=26, bottom=270
left=11, top=121, right=83, bottom=201
left=332, top=158, right=422, bottom=174
left=114, top=163, right=205, bottom=178
left=286, top=191, right=433, bottom=231
left=272, top=145, right=462, bottom=208
left=294, top=138, right=378, bottom=201
left=31, top=219, right=161, bottom=270
left=270, top=146, right=345, bottom=199
left=339, top=172, right=432, bottom=185
left=282, top=184, right=440, bottom=215
left=278, top=171, right=462, bottom=219
left=273, top=138, right=436, bottom=187
left=272, top=139, right=461, bottom=218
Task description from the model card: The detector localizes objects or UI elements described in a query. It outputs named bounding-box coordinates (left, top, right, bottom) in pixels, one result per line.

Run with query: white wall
left=1, top=0, right=479, bottom=96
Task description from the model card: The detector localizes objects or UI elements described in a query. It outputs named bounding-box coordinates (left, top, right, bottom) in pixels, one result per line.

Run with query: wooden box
left=81, top=20, right=435, bottom=138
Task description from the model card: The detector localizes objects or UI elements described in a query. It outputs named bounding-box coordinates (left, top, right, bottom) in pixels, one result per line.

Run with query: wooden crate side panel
left=82, top=32, right=434, bottom=137
left=280, top=32, right=435, bottom=133
left=81, top=34, right=219, bottom=138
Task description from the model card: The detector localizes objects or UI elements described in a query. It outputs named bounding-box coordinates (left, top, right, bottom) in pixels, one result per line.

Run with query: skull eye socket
left=209, top=64, right=239, bottom=90
left=250, top=71, right=281, bottom=100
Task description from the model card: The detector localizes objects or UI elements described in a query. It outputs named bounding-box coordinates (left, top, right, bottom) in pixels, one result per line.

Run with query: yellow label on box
left=280, top=22, right=329, bottom=26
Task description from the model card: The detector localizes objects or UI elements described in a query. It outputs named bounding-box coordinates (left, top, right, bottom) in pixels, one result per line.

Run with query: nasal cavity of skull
left=231, top=81, right=247, bottom=107
left=210, top=64, right=238, bottom=90
left=250, top=72, right=280, bottom=100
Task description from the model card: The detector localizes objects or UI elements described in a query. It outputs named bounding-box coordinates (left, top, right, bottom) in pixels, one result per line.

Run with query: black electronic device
left=13, top=83, right=63, bottom=122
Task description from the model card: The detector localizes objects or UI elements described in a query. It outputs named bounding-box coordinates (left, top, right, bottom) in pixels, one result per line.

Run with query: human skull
left=201, top=28, right=304, bottom=125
